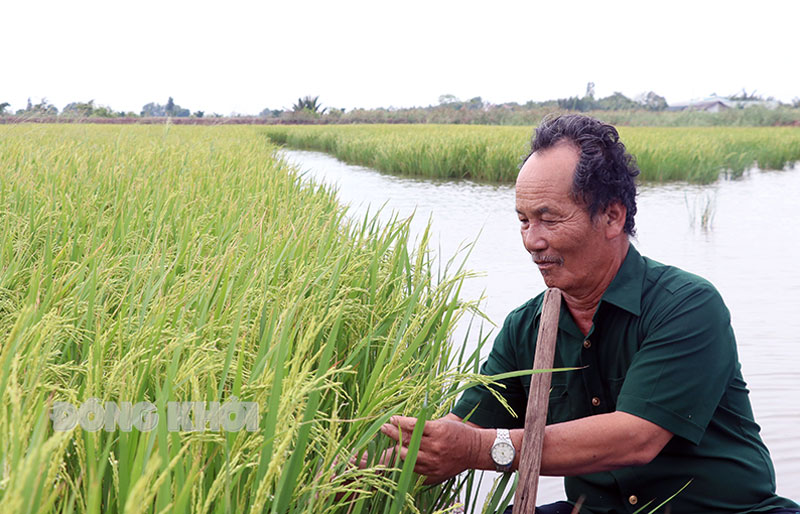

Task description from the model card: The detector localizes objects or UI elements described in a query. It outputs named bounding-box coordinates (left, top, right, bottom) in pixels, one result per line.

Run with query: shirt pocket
left=606, top=376, right=626, bottom=410
left=546, top=384, right=571, bottom=425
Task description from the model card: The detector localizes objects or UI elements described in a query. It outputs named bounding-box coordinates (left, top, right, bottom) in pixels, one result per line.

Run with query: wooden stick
left=512, top=287, right=562, bottom=514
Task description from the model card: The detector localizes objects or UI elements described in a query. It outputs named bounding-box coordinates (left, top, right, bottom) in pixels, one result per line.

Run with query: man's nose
left=522, top=225, right=547, bottom=252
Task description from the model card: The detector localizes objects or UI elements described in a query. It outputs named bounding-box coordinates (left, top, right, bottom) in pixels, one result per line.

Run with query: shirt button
left=591, top=397, right=601, bottom=407
left=583, top=339, right=591, bottom=348
left=629, top=495, right=638, bottom=505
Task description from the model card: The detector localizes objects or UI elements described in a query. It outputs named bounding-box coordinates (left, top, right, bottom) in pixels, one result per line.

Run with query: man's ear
left=604, top=202, right=627, bottom=238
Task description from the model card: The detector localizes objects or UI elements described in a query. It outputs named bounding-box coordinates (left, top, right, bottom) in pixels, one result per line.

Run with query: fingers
left=379, top=419, right=399, bottom=442
left=380, top=416, right=433, bottom=469
left=380, top=415, right=425, bottom=446
left=390, top=415, right=427, bottom=431
left=380, top=419, right=411, bottom=466
left=347, top=450, right=369, bottom=469
left=380, top=416, right=452, bottom=474
left=377, top=445, right=407, bottom=467
left=326, top=416, right=465, bottom=493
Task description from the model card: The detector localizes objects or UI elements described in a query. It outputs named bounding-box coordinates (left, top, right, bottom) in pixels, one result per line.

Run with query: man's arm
left=537, top=411, right=672, bottom=475
left=380, top=410, right=673, bottom=484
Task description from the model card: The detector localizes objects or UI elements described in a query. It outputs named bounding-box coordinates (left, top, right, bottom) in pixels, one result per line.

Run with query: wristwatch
left=490, top=428, right=515, bottom=472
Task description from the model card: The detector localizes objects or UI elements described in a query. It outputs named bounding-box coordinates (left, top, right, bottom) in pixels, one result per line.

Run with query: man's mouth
left=532, top=255, right=564, bottom=269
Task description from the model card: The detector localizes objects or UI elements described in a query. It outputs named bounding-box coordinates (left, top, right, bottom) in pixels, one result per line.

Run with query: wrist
left=481, top=428, right=496, bottom=470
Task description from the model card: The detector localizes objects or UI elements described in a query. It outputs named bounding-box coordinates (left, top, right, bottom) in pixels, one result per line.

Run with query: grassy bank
left=262, top=124, right=800, bottom=183
left=0, top=124, right=492, bottom=513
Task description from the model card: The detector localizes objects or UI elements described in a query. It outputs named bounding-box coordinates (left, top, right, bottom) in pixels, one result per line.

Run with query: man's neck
left=563, top=240, right=629, bottom=336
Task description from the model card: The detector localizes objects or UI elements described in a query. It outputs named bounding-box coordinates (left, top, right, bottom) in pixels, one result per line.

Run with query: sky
left=3, top=0, right=799, bottom=116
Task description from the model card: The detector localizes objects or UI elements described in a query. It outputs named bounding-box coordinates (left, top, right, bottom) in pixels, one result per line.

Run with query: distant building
left=667, top=95, right=779, bottom=112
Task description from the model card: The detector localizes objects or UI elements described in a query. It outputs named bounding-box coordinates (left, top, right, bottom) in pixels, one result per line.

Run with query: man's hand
left=380, top=415, right=481, bottom=485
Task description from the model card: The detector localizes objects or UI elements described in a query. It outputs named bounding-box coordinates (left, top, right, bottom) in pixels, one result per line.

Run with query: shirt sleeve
left=451, top=311, right=529, bottom=429
left=616, top=280, right=736, bottom=445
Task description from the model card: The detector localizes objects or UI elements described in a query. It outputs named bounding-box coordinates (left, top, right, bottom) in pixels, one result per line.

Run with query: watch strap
left=492, top=428, right=515, bottom=472
left=496, top=428, right=512, bottom=445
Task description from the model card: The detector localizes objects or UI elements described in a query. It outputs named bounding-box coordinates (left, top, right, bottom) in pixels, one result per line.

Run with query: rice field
left=0, top=124, right=505, bottom=513
left=3, top=122, right=783, bottom=513
left=261, top=124, right=800, bottom=183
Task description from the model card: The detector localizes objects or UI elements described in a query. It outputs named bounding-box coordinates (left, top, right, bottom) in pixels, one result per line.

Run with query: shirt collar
left=535, top=243, right=645, bottom=334
left=598, top=243, right=644, bottom=316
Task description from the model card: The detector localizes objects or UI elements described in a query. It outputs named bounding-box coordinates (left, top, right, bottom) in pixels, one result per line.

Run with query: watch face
left=491, top=442, right=515, bottom=466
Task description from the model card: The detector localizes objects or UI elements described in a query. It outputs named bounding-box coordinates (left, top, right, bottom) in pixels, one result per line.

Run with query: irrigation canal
left=281, top=148, right=800, bottom=505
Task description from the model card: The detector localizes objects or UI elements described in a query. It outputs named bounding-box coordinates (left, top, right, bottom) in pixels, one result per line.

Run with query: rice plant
left=684, top=190, right=718, bottom=230
left=0, top=124, right=502, bottom=513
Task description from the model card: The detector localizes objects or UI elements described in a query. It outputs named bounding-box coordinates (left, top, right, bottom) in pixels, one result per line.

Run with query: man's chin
left=539, top=271, right=557, bottom=286
left=539, top=269, right=564, bottom=290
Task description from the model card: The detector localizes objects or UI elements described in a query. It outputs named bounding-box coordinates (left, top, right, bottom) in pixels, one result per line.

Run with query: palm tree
left=292, top=96, right=326, bottom=115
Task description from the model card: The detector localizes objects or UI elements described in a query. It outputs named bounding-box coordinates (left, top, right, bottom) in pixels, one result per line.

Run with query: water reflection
left=281, top=149, right=800, bottom=503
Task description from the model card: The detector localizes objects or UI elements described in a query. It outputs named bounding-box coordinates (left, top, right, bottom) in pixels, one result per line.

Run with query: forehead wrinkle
left=516, top=201, right=554, bottom=215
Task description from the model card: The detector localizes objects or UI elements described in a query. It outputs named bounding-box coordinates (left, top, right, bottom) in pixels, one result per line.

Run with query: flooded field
left=283, top=148, right=800, bottom=505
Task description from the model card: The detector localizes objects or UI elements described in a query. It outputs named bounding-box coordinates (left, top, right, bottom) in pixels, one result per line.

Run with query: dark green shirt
left=453, top=245, right=797, bottom=514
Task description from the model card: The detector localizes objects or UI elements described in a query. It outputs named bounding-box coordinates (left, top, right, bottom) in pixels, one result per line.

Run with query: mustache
left=531, top=254, right=564, bottom=265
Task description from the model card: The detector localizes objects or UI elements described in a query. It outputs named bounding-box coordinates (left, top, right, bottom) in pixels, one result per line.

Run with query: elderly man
left=381, top=115, right=798, bottom=513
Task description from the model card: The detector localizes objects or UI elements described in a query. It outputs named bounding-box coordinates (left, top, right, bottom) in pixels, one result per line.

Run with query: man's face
left=515, top=142, right=611, bottom=295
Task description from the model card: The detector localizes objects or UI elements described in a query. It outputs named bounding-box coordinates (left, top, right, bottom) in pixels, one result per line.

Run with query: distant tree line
left=3, top=87, right=800, bottom=126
